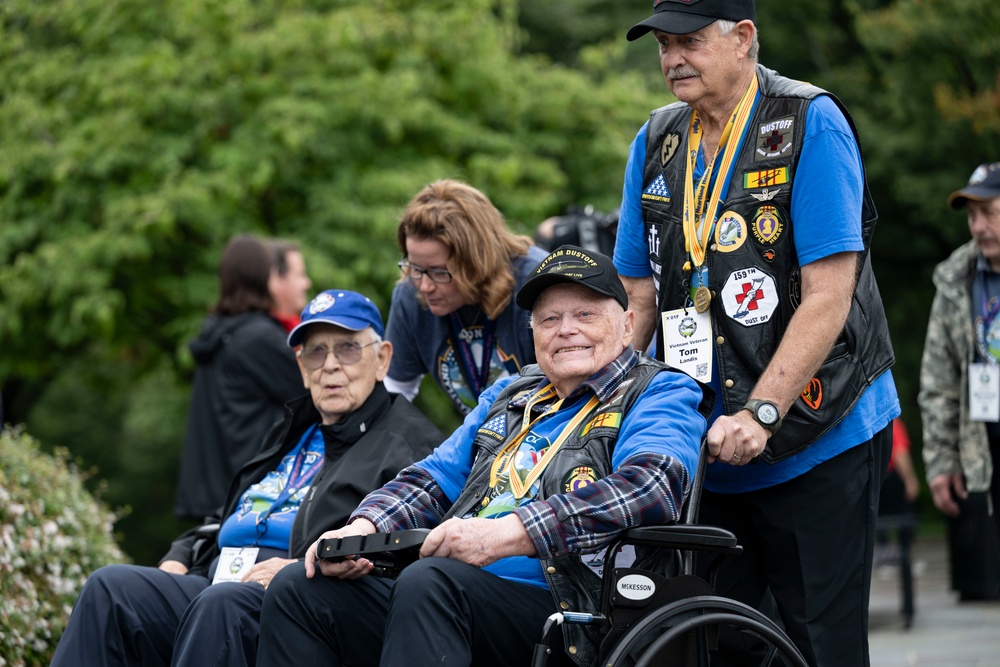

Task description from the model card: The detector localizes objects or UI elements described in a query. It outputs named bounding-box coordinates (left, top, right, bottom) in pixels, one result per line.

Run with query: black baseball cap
left=948, top=162, right=1000, bottom=210
left=627, top=0, right=756, bottom=41
left=516, top=245, right=629, bottom=311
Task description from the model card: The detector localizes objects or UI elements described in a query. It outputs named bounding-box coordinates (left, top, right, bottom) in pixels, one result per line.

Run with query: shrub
left=0, top=425, right=128, bottom=667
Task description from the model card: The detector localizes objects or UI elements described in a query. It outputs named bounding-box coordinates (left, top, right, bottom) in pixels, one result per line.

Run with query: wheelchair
left=318, top=446, right=808, bottom=667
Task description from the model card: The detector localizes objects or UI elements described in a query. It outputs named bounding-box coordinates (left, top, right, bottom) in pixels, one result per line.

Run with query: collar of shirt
left=509, top=345, right=639, bottom=411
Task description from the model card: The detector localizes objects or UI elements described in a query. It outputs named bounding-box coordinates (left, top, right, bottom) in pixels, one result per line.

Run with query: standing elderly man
left=255, top=246, right=708, bottom=667
left=920, top=162, right=1000, bottom=600
left=51, top=290, right=443, bottom=667
left=614, top=1, right=899, bottom=664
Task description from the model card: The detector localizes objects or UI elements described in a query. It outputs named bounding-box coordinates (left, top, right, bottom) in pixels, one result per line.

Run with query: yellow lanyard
left=682, top=74, right=759, bottom=271
left=488, top=384, right=601, bottom=500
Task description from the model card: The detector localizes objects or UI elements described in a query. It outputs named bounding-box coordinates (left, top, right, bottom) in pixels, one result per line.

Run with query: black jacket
left=163, top=384, right=444, bottom=575
left=176, top=311, right=304, bottom=519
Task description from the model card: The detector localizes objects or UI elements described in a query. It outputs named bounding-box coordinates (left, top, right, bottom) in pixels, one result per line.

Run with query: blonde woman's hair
left=397, top=180, right=532, bottom=319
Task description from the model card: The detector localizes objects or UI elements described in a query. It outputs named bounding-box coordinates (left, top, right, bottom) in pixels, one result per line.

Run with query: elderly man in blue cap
left=52, top=290, right=444, bottom=667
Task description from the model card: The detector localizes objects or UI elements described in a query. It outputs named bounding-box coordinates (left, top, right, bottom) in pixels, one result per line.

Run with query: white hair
left=716, top=19, right=759, bottom=62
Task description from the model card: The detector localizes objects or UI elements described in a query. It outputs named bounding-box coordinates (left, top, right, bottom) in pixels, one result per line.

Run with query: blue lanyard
left=254, top=424, right=324, bottom=544
left=447, top=313, right=497, bottom=399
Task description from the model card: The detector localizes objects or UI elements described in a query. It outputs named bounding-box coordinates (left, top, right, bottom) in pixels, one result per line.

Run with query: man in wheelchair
left=256, top=246, right=710, bottom=667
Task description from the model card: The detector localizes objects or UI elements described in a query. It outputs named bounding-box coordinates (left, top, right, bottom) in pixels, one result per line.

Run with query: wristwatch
left=743, top=399, right=782, bottom=435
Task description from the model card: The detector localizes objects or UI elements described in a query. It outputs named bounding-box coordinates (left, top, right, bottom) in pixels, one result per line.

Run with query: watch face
left=757, top=403, right=779, bottom=425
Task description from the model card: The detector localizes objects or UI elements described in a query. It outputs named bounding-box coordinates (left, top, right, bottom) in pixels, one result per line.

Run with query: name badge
left=212, top=547, right=259, bottom=585
left=661, top=308, right=712, bottom=383
left=969, top=363, right=1000, bottom=423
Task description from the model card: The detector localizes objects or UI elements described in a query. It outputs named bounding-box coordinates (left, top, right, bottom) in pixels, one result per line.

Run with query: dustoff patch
left=661, top=133, right=680, bottom=167
left=801, top=377, right=823, bottom=410
left=477, top=412, right=507, bottom=442
left=582, top=411, right=622, bottom=436
left=563, top=466, right=598, bottom=493
left=714, top=211, right=747, bottom=253
left=642, top=174, right=671, bottom=203
left=743, top=167, right=789, bottom=190
left=721, top=267, right=779, bottom=327
left=752, top=206, right=783, bottom=244
left=755, top=115, right=796, bottom=161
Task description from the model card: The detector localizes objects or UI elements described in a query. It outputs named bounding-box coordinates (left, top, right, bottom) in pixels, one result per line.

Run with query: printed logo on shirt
left=752, top=206, right=784, bottom=244
left=478, top=413, right=508, bottom=442
left=754, top=115, right=796, bottom=162
left=661, top=132, right=681, bottom=167
left=721, top=267, right=779, bottom=327
left=562, top=466, right=598, bottom=493
left=743, top=167, right=789, bottom=190
left=642, top=174, right=671, bottom=203
left=437, top=335, right=520, bottom=415
left=715, top=211, right=747, bottom=253
left=582, top=411, right=622, bottom=436
left=802, top=377, right=823, bottom=410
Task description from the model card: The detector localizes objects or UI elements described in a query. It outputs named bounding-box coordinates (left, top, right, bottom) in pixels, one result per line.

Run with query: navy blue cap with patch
left=516, top=245, right=628, bottom=311
left=627, top=0, right=756, bottom=41
left=288, top=290, right=384, bottom=347
left=948, top=162, right=1000, bottom=210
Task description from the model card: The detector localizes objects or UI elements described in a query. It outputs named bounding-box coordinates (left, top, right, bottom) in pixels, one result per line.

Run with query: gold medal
left=694, top=285, right=712, bottom=313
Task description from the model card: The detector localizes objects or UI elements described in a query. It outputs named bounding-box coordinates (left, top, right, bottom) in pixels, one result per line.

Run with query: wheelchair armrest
left=617, top=525, right=742, bottom=556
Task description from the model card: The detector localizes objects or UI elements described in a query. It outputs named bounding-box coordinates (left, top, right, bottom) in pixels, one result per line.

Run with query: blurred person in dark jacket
left=176, top=234, right=305, bottom=519
left=51, top=289, right=444, bottom=667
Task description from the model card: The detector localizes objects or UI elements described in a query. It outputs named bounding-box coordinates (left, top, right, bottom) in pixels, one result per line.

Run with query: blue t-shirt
left=417, top=369, right=706, bottom=589
left=384, top=246, right=547, bottom=414
left=614, top=94, right=899, bottom=493
left=218, top=425, right=325, bottom=551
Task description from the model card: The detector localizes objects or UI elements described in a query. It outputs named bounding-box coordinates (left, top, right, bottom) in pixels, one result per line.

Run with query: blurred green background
left=2, top=0, right=999, bottom=564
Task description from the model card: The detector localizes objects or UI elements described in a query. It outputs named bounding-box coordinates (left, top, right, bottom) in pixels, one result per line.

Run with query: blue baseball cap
left=287, top=290, right=385, bottom=347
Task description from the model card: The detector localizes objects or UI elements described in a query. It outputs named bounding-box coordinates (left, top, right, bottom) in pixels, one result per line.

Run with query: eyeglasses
left=299, top=341, right=377, bottom=370
left=397, top=259, right=453, bottom=285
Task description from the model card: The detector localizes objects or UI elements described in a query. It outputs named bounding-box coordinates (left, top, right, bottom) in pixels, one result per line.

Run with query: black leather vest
left=639, top=65, right=894, bottom=462
left=441, top=358, right=680, bottom=667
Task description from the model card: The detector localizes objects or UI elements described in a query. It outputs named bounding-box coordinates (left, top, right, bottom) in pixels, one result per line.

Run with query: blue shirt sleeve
left=610, top=369, right=706, bottom=479
left=415, top=375, right=518, bottom=502
left=614, top=122, right=653, bottom=279
left=791, top=96, right=865, bottom=266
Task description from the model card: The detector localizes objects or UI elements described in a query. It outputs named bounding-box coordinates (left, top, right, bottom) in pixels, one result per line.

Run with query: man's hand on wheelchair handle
left=304, top=519, right=378, bottom=579
left=420, top=515, right=536, bottom=568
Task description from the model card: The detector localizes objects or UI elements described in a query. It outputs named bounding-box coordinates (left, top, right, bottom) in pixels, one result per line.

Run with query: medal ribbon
left=682, top=74, right=759, bottom=271
left=978, top=271, right=1000, bottom=364
left=488, top=384, right=601, bottom=499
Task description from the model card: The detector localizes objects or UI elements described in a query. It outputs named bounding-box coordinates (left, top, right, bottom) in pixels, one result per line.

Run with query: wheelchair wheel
left=602, top=595, right=808, bottom=667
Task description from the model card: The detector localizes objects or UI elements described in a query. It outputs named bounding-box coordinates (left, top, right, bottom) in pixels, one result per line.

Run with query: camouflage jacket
left=918, top=239, right=994, bottom=491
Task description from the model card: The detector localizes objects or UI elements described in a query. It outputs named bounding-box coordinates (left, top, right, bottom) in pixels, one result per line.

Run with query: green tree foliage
left=0, top=0, right=663, bottom=560
left=0, top=426, right=127, bottom=666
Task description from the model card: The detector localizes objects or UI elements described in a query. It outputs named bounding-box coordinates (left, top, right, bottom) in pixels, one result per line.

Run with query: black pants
left=257, top=557, right=568, bottom=667
left=697, top=426, right=892, bottom=667
left=50, top=563, right=267, bottom=667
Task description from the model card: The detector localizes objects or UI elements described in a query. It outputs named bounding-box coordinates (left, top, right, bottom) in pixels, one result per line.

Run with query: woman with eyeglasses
left=383, top=180, right=548, bottom=415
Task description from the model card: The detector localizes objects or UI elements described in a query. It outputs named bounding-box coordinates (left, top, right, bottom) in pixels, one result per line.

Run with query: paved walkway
left=868, top=531, right=1000, bottom=667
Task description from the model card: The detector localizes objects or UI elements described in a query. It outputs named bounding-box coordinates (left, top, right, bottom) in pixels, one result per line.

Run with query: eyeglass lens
left=398, top=260, right=451, bottom=284
left=301, top=342, right=368, bottom=369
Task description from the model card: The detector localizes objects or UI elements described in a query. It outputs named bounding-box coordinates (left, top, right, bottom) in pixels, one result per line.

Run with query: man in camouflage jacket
left=919, top=162, right=1000, bottom=541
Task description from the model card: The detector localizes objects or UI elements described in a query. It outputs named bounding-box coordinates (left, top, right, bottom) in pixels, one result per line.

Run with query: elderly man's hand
left=420, top=515, right=535, bottom=568
left=929, top=472, right=966, bottom=518
left=158, top=560, right=189, bottom=575
left=304, top=519, right=378, bottom=580
left=706, top=411, right=768, bottom=465
left=241, top=557, right=296, bottom=589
